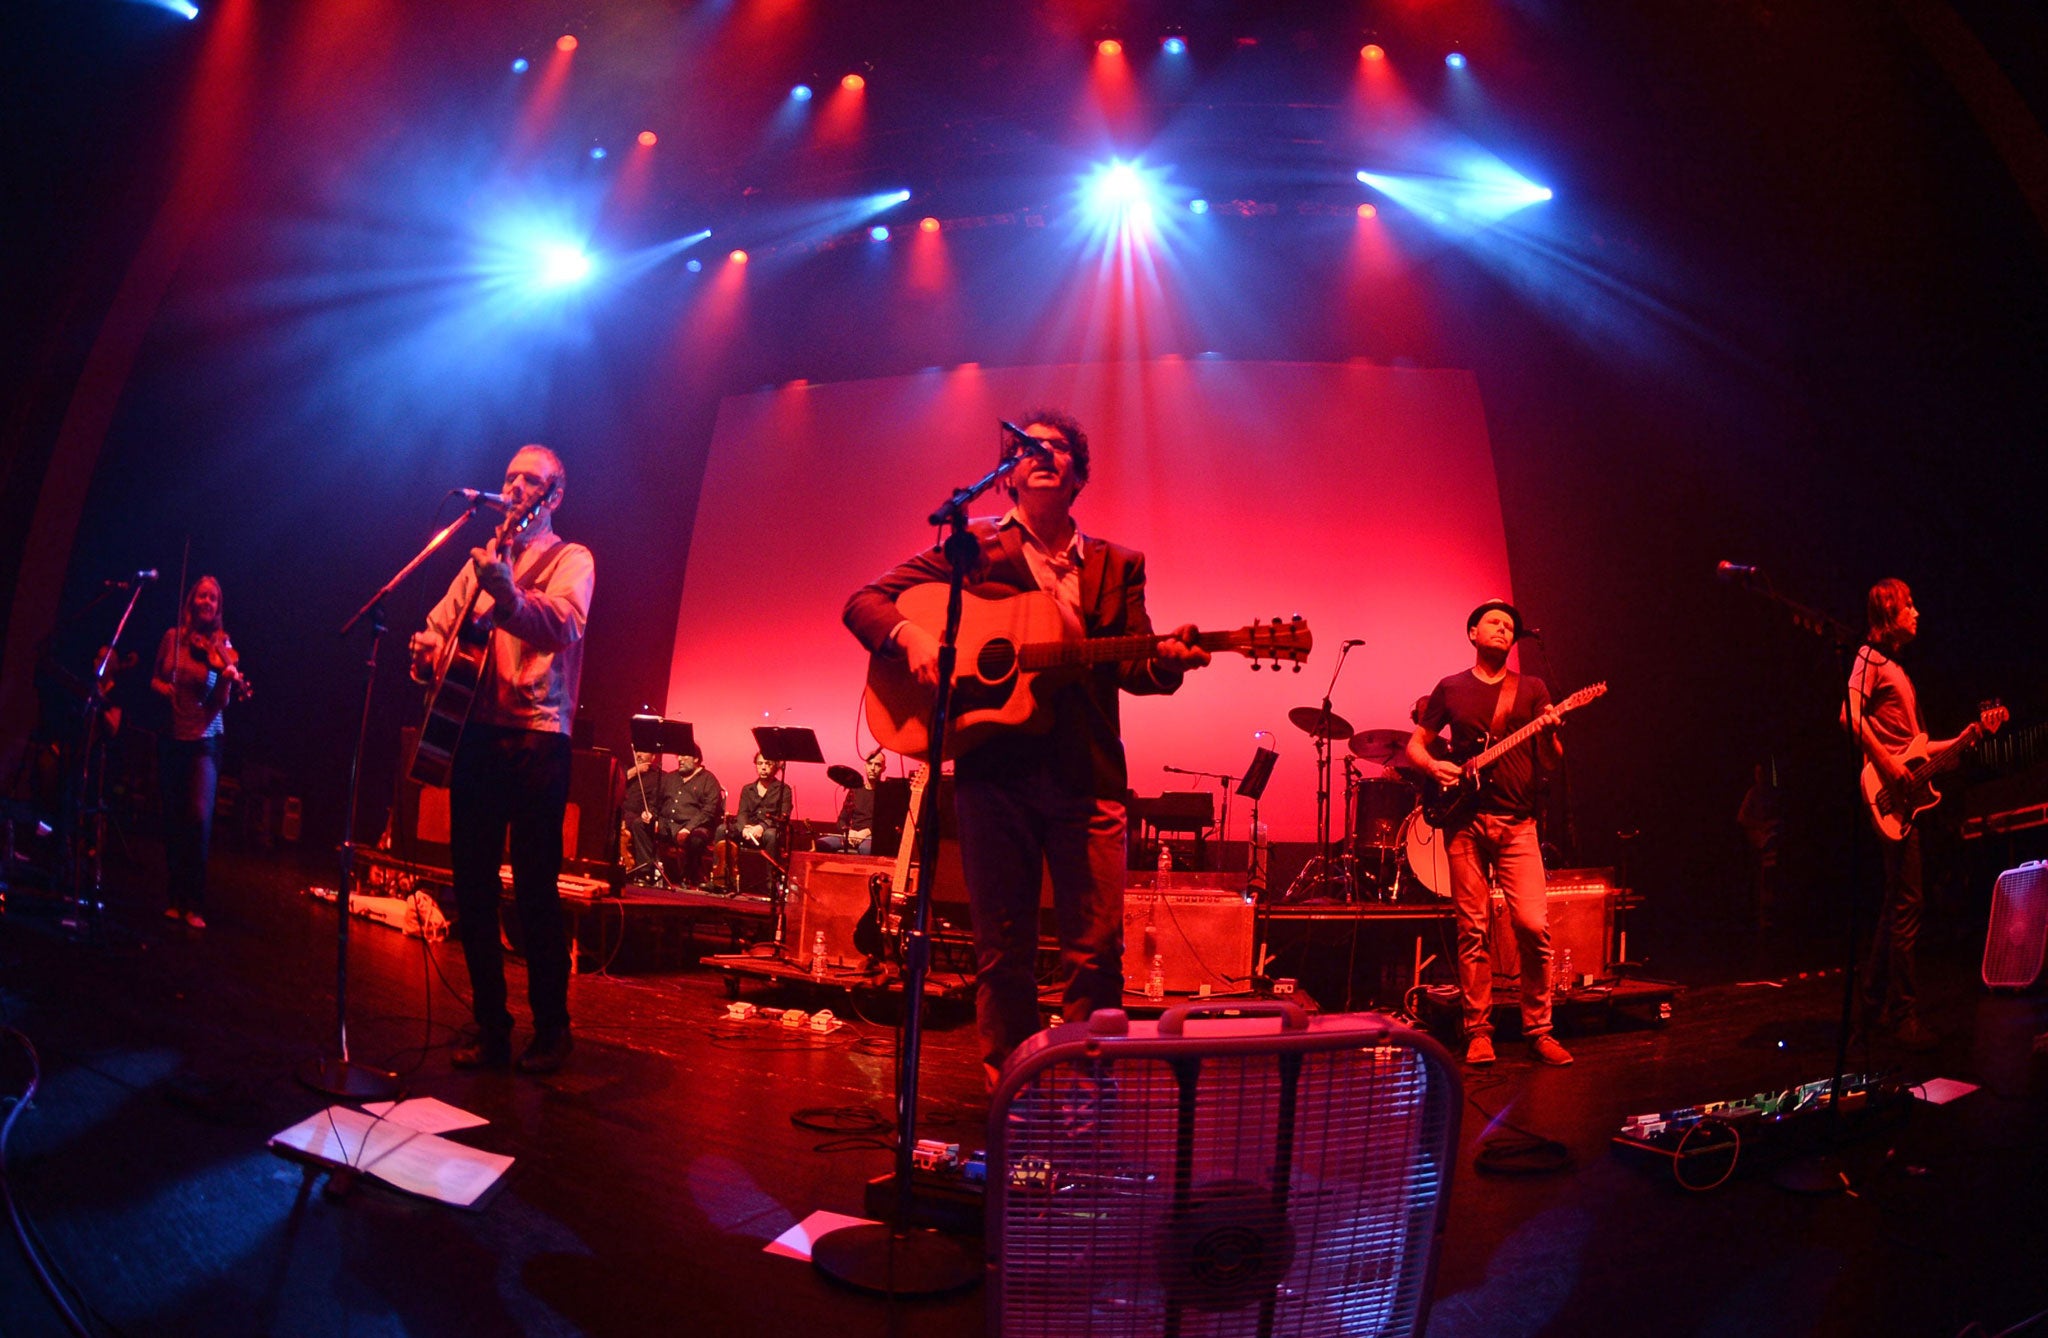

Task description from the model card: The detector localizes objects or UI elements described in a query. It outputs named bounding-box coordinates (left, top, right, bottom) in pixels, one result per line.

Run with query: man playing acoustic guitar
left=845, top=412, right=1210, bottom=1086
left=409, top=445, right=592, bottom=1075
left=1405, top=600, right=1572, bottom=1068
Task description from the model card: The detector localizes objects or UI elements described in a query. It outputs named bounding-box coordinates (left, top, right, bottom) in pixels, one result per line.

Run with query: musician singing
left=845, top=411, right=1209, bottom=1085
left=1405, top=600, right=1572, bottom=1068
left=408, top=445, right=592, bottom=1075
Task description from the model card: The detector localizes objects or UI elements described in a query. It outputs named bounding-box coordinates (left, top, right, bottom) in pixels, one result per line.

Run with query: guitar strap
left=1488, top=671, right=1520, bottom=742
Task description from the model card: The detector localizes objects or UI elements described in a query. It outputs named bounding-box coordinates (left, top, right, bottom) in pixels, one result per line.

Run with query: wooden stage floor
left=1, top=845, right=2045, bottom=1337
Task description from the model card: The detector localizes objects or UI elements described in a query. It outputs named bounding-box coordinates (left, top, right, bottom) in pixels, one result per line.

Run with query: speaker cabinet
left=1121, top=880, right=1256, bottom=994
left=1983, top=861, right=2048, bottom=990
left=1488, top=884, right=1613, bottom=983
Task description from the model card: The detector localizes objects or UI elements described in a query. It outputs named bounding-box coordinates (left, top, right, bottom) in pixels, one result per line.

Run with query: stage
left=1, top=843, right=2044, bottom=1337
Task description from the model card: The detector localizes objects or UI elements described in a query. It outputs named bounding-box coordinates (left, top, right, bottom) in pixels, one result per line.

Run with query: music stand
left=1237, top=746, right=1278, bottom=899
left=748, top=726, right=822, bottom=920
left=624, top=716, right=696, bottom=888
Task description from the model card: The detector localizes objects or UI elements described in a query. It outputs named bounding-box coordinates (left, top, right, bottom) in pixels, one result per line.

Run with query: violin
left=187, top=629, right=253, bottom=698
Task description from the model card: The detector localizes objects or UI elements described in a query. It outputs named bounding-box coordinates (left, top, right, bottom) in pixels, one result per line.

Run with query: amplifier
left=1121, top=884, right=1256, bottom=994
left=1490, top=884, right=1613, bottom=983
left=789, top=851, right=892, bottom=972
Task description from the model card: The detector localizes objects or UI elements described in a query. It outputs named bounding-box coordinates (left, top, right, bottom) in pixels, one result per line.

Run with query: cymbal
left=1348, top=728, right=1411, bottom=764
left=826, top=764, right=865, bottom=790
left=1288, top=705, right=1354, bottom=740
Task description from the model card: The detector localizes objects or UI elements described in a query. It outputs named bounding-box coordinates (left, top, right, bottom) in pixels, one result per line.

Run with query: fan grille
left=993, top=1039, right=1449, bottom=1337
left=1983, top=862, right=2048, bottom=989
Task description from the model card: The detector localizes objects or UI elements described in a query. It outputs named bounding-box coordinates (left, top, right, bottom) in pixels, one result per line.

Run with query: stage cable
left=1, top=1027, right=117, bottom=1338
left=1464, top=1080, right=1573, bottom=1176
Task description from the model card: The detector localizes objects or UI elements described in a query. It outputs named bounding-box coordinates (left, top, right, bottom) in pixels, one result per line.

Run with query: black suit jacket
left=844, top=516, right=1184, bottom=797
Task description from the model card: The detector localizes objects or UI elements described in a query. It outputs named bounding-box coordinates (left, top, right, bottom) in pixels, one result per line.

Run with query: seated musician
left=729, top=751, right=794, bottom=864
left=665, top=750, right=723, bottom=886
left=816, top=750, right=887, bottom=854
left=619, top=750, right=676, bottom=884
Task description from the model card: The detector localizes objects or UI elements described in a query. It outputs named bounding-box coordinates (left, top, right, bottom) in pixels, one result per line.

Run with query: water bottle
left=1157, top=841, right=1172, bottom=876
left=812, top=930, right=827, bottom=982
left=1147, top=953, right=1166, bottom=1003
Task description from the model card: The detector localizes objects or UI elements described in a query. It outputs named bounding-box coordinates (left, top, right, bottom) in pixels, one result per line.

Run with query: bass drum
left=1400, top=811, right=1453, bottom=899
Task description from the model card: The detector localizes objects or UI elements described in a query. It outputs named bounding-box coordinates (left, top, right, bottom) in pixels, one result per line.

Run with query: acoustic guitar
left=863, top=583, right=1313, bottom=760
left=408, top=483, right=558, bottom=788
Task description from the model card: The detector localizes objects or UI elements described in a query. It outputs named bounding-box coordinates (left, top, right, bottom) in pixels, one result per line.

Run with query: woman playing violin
left=151, top=575, right=247, bottom=928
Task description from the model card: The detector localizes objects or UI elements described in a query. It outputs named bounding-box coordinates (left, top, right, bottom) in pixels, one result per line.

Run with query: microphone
left=997, top=421, right=1056, bottom=461
left=1340, top=638, right=1365, bottom=648
left=1521, top=627, right=1543, bottom=640
left=455, top=489, right=514, bottom=510
left=1716, top=561, right=1760, bottom=582
left=103, top=569, right=158, bottom=587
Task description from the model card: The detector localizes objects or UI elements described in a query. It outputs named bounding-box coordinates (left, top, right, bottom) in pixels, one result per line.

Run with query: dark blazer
left=844, top=516, right=1184, bottom=797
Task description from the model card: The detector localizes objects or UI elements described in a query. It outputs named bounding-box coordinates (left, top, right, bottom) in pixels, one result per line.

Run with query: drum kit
left=1277, top=706, right=1449, bottom=904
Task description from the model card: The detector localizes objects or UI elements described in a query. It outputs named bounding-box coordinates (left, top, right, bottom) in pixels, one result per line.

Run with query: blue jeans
left=160, top=736, right=221, bottom=914
left=953, top=767, right=1127, bottom=1076
left=1447, top=812, right=1553, bottom=1040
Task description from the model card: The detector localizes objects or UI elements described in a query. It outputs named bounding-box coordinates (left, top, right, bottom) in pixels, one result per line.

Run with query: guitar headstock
left=1230, top=616, right=1313, bottom=672
left=1560, top=681, right=1609, bottom=712
left=495, top=480, right=561, bottom=546
left=1979, top=699, right=2009, bottom=735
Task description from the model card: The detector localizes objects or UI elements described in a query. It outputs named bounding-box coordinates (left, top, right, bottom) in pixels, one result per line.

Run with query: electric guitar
left=863, top=583, right=1314, bottom=761
left=855, top=764, right=929, bottom=962
left=1417, top=681, right=1609, bottom=829
left=408, top=483, right=558, bottom=788
left=1860, top=700, right=2007, bottom=840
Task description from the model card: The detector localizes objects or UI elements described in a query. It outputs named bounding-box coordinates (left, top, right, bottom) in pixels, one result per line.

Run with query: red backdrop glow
left=668, top=359, right=1514, bottom=841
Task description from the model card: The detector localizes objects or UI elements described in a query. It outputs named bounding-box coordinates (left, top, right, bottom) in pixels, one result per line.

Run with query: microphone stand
left=1723, top=567, right=1869, bottom=1195
left=300, top=502, right=487, bottom=1100
left=1313, top=643, right=1358, bottom=898
left=62, top=578, right=152, bottom=924
left=811, top=452, right=1036, bottom=1298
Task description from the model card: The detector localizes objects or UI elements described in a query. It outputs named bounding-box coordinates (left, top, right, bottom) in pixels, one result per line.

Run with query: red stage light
left=919, top=216, right=940, bottom=233
left=1357, top=203, right=1378, bottom=219
left=555, top=34, right=577, bottom=52
left=1361, top=44, right=1385, bottom=62
left=728, top=249, right=749, bottom=265
left=637, top=130, right=657, bottom=147
left=1097, top=39, right=1123, bottom=58
left=841, top=73, right=865, bottom=92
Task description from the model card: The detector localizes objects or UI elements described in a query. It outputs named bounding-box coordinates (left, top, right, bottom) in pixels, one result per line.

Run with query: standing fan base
left=811, top=1223, right=983, bottom=1298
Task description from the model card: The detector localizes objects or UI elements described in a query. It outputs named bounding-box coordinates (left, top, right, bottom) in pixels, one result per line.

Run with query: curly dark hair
left=1000, top=408, right=1091, bottom=489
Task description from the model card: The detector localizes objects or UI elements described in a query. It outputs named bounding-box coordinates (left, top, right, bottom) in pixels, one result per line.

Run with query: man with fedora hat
left=1405, top=599, right=1572, bottom=1067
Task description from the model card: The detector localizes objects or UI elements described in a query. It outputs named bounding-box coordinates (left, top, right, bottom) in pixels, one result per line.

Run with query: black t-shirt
left=1418, top=669, right=1554, bottom=816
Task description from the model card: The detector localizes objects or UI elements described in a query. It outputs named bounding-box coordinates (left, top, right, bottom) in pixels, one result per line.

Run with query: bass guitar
left=408, top=483, right=558, bottom=788
left=1860, top=699, right=2007, bottom=840
left=863, top=583, right=1313, bottom=761
left=1418, top=681, right=1608, bottom=829
left=854, top=764, right=929, bottom=962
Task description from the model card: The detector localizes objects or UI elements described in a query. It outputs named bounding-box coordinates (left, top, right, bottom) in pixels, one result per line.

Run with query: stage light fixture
left=869, top=225, right=889, bottom=242
left=1097, top=39, right=1123, bottom=57
left=1162, top=36, right=1186, bottom=56
left=1445, top=51, right=1467, bottom=69
left=511, top=57, right=529, bottom=74
left=638, top=131, right=657, bottom=147
left=918, top=217, right=940, bottom=233
left=1361, top=44, right=1385, bottom=61
left=162, top=0, right=198, bottom=16
left=1190, top=199, right=1209, bottom=215
left=1357, top=203, right=1377, bottom=219
left=841, top=73, right=865, bottom=92
left=791, top=84, right=813, bottom=101
left=589, top=146, right=606, bottom=160
left=556, top=34, right=578, bottom=52
left=533, top=242, right=594, bottom=288
left=686, top=258, right=702, bottom=273
left=729, top=249, right=749, bottom=264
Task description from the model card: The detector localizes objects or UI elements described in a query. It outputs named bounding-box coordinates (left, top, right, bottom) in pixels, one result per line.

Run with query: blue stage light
left=791, top=84, right=813, bottom=101
left=869, top=225, right=890, bottom=242
left=533, top=242, right=595, bottom=288
left=168, top=0, right=198, bottom=16
left=1445, top=52, right=1467, bottom=69
left=883, top=189, right=912, bottom=206
left=1190, top=199, right=1209, bottom=215
left=686, top=258, right=702, bottom=273
left=511, top=57, right=529, bottom=74
left=589, top=146, right=607, bottom=161
left=1162, top=36, right=1186, bottom=56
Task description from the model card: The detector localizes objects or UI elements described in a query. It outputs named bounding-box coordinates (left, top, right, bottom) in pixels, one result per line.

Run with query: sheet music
left=269, top=1106, right=513, bottom=1208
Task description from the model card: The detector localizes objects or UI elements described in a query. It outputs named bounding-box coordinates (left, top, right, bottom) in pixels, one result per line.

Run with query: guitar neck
left=1920, top=724, right=1983, bottom=779
left=1017, top=628, right=1234, bottom=671
left=1471, top=713, right=1551, bottom=772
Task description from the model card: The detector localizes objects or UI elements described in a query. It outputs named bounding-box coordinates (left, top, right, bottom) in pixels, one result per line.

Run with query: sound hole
left=976, top=638, right=1018, bottom=683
